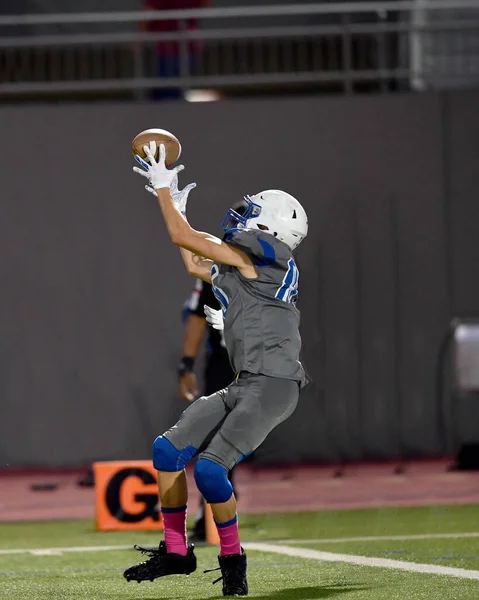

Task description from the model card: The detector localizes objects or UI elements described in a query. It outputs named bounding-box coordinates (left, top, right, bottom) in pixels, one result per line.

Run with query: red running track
left=0, top=460, right=478, bottom=523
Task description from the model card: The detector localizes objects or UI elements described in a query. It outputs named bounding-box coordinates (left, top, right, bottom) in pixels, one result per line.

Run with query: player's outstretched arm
left=137, top=149, right=213, bottom=281
left=133, top=143, right=256, bottom=278
left=156, top=188, right=256, bottom=278
left=178, top=312, right=206, bottom=402
left=179, top=247, right=213, bottom=283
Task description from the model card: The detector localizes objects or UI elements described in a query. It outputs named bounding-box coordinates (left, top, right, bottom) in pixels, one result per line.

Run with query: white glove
left=204, top=305, right=224, bottom=331
left=170, top=173, right=196, bottom=215
left=133, top=142, right=184, bottom=190
left=145, top=173, right=196, bottom=216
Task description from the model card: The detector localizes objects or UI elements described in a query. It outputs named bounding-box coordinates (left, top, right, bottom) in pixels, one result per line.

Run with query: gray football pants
left=164, top=372, right=299, bottom=470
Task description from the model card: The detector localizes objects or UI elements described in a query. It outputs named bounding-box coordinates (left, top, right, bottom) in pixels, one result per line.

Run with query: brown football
left=131, top=128, right=181, bottom=166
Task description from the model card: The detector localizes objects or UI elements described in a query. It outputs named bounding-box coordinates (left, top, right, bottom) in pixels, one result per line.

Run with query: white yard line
left=1, top=530, right=478, bottom=583
left=243, top=542, right=479, bottom=580
left=275, top=532, right=479, bottom=544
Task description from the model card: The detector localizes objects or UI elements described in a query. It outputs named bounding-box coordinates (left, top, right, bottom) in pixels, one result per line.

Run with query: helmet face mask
left=221, top=195, right=262, bottom=233
left=222, top=190, right=308, bottom=251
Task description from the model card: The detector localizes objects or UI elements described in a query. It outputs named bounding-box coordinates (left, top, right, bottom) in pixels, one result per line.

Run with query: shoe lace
left=204, top=564, right=243, bottom=588
left=133, top=545, right=160, bottom=562
left=203, top=566, right=223, bottom=585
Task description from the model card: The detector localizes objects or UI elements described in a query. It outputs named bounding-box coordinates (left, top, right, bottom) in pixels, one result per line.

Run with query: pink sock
left=217, top=515, right=241, bottom=557
left=161, top=506, right=188, bottom=556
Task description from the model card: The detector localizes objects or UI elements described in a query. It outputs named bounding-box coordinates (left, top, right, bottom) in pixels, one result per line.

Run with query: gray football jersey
left=211, top=229, right=308, bottom=388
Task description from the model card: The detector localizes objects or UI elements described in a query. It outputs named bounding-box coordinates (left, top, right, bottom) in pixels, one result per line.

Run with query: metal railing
left=0, top=0, right=478, bottom=98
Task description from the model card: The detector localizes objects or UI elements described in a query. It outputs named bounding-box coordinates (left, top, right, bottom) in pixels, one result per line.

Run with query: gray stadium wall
left=1, top=90, right=478, bottom=467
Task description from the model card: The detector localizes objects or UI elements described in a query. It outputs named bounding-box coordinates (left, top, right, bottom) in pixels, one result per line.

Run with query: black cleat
left=123, top=541, right=196, bottom=583
left=205, top=548, right=248, bottom=597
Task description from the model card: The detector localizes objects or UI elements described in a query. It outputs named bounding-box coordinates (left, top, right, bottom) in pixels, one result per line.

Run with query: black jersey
left=185, top=279, right=227, bottom=355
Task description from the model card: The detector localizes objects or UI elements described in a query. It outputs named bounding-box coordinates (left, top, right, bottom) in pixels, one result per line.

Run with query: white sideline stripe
left=243, top=542, right=479, bottom=580
left=1, top=531, right=478, bottom=556
left=277, top=532, right=479, bottom=544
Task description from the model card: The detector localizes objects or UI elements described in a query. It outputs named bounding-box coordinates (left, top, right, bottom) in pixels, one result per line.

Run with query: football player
left=124, top=144, right=308, bottom=597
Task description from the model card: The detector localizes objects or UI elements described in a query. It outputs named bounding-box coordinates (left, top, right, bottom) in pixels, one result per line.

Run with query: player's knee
left=152, top=436, right=197, bottom=472
left=194, top=458, right=233, bottom=503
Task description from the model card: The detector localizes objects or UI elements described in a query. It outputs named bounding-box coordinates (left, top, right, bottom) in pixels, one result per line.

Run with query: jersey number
left=275, top=258, right=299, bottom=305
left=211, top=264, right=229, bottom=316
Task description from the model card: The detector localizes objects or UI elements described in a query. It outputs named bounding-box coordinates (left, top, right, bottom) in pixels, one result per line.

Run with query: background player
left=124, top=144, right=308, bottom=596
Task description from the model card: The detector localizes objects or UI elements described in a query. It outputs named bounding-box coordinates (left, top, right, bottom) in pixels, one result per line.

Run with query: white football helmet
left=222, top=189, right=308, bottom=251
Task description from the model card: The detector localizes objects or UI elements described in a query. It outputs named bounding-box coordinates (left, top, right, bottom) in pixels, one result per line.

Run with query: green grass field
left=1, top=505, right=478, bottom=599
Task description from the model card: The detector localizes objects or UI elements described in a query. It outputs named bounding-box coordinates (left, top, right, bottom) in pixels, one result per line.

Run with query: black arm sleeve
left=186, top=279, right=220, bottom=317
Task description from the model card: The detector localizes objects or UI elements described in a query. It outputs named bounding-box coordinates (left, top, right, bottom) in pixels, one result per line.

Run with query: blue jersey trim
left=211, top=263, right=229, bottom=316
left=253, top=238, right=276, bottom=267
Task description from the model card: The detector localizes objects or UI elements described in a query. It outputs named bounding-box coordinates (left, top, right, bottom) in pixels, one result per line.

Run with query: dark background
left=1, top=90, right=478, bottom=467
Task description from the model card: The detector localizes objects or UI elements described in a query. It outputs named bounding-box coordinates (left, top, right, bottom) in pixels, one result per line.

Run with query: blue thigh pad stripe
left=194, top=458, right=233, bottom=504
left=152, top=436, right=198, bottom=472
